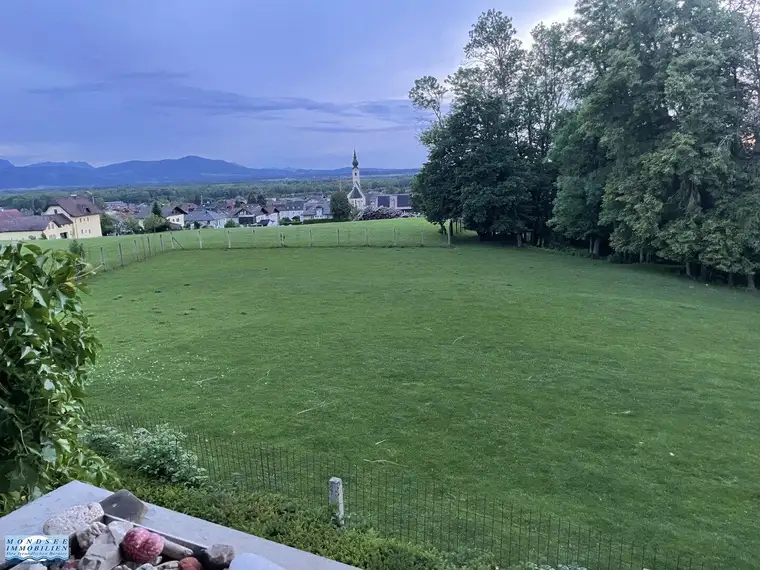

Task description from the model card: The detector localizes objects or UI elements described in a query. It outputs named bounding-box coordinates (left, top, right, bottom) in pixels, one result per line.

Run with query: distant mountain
left=0, top=155, right=418, bottom=190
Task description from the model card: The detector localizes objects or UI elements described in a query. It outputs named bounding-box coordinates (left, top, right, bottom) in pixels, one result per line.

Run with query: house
left=0, top=215, right=73, bottom=241
left=373, top=194, right=413, bottom=212
left=162, top=205, right=188, bottom=227
left=42, top=195, right=103, bottom=239
left=273, top=200, right=305, bottom=221
left=184, top=209, right=228, bottom=229
left=301, top=201, right=331, bottom=221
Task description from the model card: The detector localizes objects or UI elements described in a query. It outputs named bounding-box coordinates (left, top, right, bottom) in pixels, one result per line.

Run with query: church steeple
left=352, top=149, right=359, bottom=169
left=347, top=149, right=365, bottom=208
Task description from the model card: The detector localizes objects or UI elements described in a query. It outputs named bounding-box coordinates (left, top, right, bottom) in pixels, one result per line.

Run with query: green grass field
left=79, top=221, right=760, bottom=567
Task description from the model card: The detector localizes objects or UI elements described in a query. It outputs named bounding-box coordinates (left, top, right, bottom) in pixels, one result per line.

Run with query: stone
left=156, top=562, right=179, bottom=570
left=77, top=522, right=109, bottom=550
left=107, top=520, right=135, bottom=545
left=100, top=490, right=148, bottom=523
left=198, top=544, right=235, bottom=570
left=229, top=554, right=285, bottom=570
left=121, top=528, right=164, bottom=564
left=79, top=543, right=121, bottom=570
left=43, top=503, right=104, bottom=535
left=161, top=539, right=193, bottom=560
left=178, top=558, right=202, bottom=570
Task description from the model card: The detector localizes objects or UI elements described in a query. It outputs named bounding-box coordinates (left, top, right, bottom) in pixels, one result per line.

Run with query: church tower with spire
left=347, top=149, right=366, bottom=209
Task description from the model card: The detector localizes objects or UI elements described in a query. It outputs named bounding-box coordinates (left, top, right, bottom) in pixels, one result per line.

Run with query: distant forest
left=0, top=175, right=413, bottom=212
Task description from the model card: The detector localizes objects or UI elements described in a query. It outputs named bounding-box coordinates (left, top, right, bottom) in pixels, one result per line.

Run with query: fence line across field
left=84, top=224, right=454, bottom=273
left=85, top=406, right=716, bottom=570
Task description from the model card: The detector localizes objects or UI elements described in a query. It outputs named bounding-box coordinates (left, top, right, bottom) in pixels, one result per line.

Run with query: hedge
left=115, top=471, right=494, bottom=570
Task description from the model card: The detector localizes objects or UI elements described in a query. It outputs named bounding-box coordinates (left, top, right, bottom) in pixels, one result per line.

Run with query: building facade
left=42, top=196, right=103, bottom=238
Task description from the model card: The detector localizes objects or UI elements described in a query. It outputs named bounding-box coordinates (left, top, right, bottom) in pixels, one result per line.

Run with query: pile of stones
left=21, top=495, right=236, bottom=570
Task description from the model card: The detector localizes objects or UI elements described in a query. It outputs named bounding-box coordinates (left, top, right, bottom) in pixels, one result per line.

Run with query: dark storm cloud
left=0, top=0, right=573, bottom=168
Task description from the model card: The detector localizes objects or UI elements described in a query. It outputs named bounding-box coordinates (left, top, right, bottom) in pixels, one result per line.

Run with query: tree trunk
left=700, top=264, right=709, bottom=282
left=748, top=272, right=756, bottom=291
left=449, top=219, right=453, bottom=239
left=516, top=233, right=523, bottom=248
left=639, top=249, right=645, bottom=264
left=728, top=273, right=734, bottom=287
left=685, top=262, right=693, bottom=278
left=589, top=236, right=593, bottom=254
left=592, top=237, right=601, bottom=258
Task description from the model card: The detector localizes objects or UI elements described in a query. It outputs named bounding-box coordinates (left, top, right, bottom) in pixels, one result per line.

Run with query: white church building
left=347, top=150, right=366, bottom=209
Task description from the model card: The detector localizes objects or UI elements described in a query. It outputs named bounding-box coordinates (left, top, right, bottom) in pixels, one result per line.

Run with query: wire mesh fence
left=81, top=223, right=453, bottom=274
left=85, top=406, right=716, bottom=570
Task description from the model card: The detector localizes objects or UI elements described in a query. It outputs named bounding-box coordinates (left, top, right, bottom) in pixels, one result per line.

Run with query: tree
left=0, top=244, right=115, bottom=511
left=330, top=191, right=352, bottom=221
left=143, top=214, right=169, bottom=233
left=151, top=202, right=162, bottom=217
left=123, top=217, right=142, bottom=235
left=100, top=214, right=116, bottom=236
left=224, top=219, right=239, bottom=228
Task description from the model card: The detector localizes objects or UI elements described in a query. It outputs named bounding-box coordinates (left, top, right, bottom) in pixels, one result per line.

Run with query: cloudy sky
left=0, top=0, right=573, bottom=169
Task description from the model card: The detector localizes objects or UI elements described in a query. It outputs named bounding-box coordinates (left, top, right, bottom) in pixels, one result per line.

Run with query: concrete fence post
left=118, top=242, right=124, bottom=267
left=198, top=230, right=203, bottom=249
left=100, top=247, right=106, bottom=270
left=328, top=477, right=344, bottom=525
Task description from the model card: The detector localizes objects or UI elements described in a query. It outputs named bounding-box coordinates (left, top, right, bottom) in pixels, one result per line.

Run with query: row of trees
left=0, top=177, right=414, bottom=213
left=411, top=1, right=760, bottom=287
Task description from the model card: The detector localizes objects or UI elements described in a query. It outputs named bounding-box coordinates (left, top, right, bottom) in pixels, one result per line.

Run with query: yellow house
left=43, top=196, right=103, bottom=239
left=0, top=215, right=72, bottom=241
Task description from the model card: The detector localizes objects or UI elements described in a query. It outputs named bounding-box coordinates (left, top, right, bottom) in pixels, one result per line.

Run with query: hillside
left=0, top=155, right=418, bottom=190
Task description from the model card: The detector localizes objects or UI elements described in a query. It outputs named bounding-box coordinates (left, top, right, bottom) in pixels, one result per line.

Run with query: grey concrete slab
left=0, top=482, right=358, bottom=570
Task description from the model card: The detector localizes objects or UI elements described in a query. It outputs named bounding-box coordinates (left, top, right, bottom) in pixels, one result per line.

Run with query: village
left=0, top=153, right=413, bottom=240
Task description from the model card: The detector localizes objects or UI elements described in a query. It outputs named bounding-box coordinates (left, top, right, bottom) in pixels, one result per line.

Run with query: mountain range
left=0, top=156, right=418, bottom=191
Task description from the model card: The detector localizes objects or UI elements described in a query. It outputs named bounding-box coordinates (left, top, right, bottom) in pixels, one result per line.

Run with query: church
left=347, top=150, right=366, bottom=209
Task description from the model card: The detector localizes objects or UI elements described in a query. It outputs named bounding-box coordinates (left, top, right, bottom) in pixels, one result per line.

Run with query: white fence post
left=198, top=230, right=203, bottom=249
left=328, top=477, right=344, bottom=525
left=227, top=230, right=231, bottom=249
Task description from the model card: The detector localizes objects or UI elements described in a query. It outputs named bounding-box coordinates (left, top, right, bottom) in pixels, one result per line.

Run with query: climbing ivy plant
left=0, top=243, right=115, bottom=513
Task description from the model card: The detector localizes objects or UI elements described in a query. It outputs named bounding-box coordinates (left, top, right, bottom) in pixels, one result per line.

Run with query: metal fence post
left=118, top=242, right=124, bottom=267
left=198, top=230, right=203, bottom=249
left=309, top=229, right=313, bottom=248
left=160, top=234, right=164, bottom=252
left=100, top=247, right=106, bottom=270
left=227, top=230, right=231, bottom=249
left=329, top=477, right=344, bottom=525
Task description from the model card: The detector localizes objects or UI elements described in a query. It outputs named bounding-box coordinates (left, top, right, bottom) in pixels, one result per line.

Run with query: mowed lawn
left=83, top=241, right=760, bottom=566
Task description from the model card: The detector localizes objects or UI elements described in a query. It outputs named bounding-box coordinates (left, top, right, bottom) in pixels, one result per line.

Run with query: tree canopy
left=410, top=1, right=760, bottom=287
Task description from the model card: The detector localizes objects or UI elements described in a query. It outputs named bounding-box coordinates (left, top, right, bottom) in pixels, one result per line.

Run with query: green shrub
left=0, top=244, right=115, bottom=513
left=82, top=424, right=208, bottom=488
left=224, top=219, right=239, bottom=228
left=303, top=218, right=342, bottom=225
left=68, top=239, right=86, bottom=258
left=114, top=471, right=494, bottom=570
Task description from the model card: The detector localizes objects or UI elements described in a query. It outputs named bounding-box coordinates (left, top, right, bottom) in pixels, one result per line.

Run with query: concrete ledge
left=0, top=481, right=358, bottom=570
